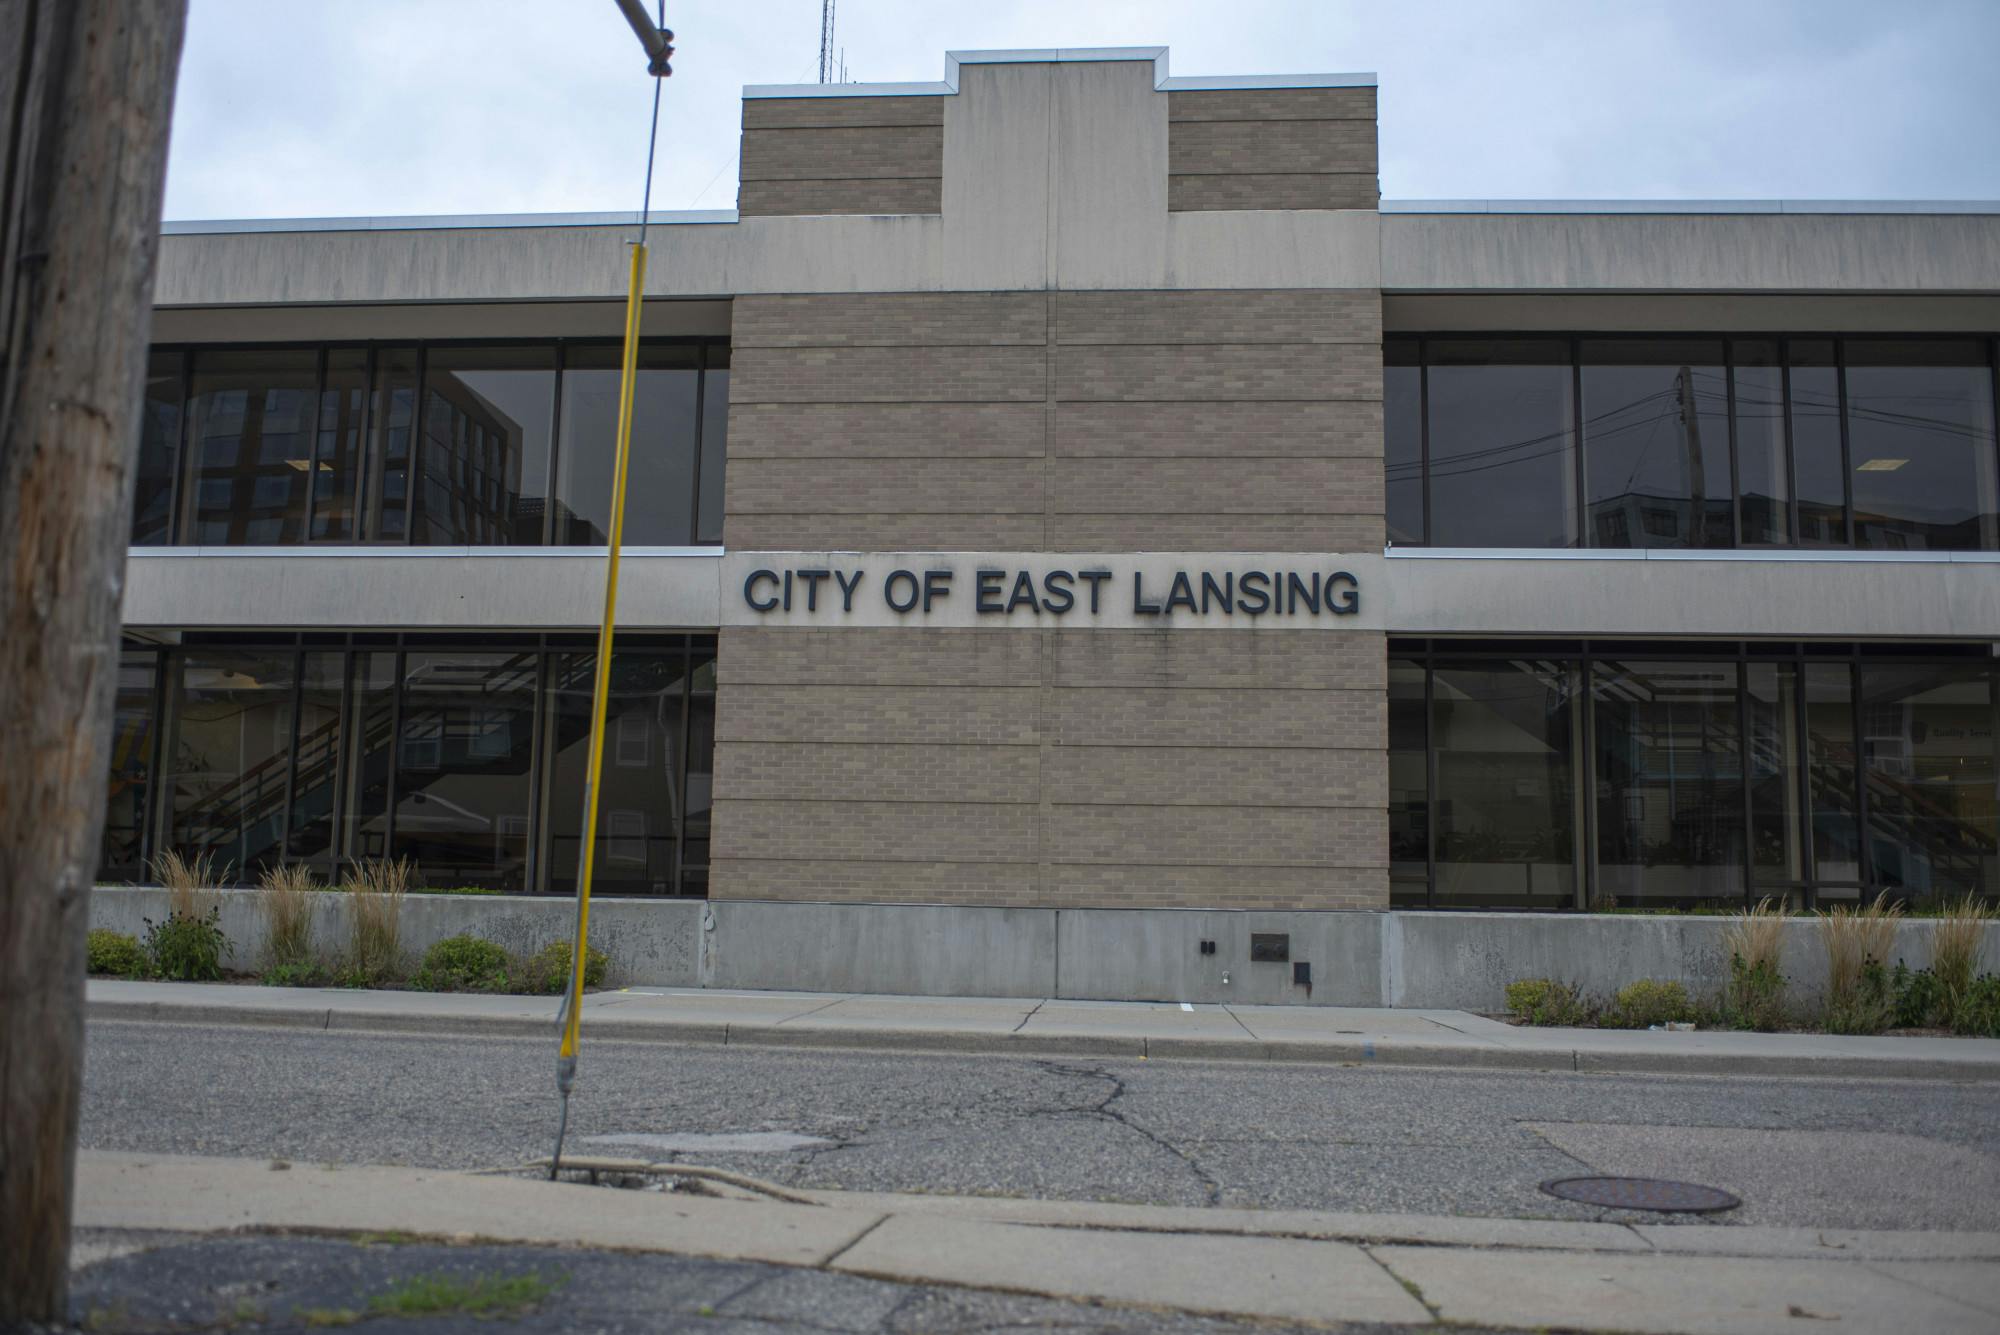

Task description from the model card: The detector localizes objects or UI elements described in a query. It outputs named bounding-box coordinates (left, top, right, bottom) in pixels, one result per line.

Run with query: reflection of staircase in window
left=1801, top=733, right=1992, bottom=894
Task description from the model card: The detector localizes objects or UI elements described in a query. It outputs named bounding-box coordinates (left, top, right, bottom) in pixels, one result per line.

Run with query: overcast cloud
left=163, top=0, right=2000, bottom=222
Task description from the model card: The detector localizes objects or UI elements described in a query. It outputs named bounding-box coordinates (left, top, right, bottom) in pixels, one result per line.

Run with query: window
left=1389, top=641, right=1997, bottom=910
left=1423, top=340, right=1577, bottom=548
left=393, top=650, right=538, bottom=886
left=101, top=650, right=159, bottom=879
left=130, top=338, right=728, bottom=547
left=166, top=650, right=297, bottom=874
left=1386, top=334, right=2000, bottom=551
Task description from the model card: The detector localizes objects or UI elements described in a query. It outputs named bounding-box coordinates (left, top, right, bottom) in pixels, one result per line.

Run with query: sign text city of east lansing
left=742, top=566, right=1360, bottom=620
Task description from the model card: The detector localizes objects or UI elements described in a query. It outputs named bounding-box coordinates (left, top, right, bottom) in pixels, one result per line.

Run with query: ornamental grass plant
left=1720, top=897, right=1788, bottom=1030
left=343, top=857, right=410, bottom=985
left=256, top=863, right=321, bottom=972
left=1929, top=893, right=1995, bottom=1026
left=150, top=848, right=223, bottom=920
left=1817, top=892, right=1901, bottom=1034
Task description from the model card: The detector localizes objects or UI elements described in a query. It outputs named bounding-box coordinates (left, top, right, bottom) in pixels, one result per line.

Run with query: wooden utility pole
left=1, top=0, right=185, bottom=1320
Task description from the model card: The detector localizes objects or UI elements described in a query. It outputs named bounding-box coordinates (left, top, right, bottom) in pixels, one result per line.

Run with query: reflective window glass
left=101, top=650, right=159, bottom=879
left=1432, top=659, right=1578, bottom=908
left=1746, top=661, right=1804, bottom=889
left=1845, top=340, right=1999, bottom=551
left=416, top=347, right=555, bottom=545
left=368, top=348, right=419, bottom=540
left=1385, top=339, right=1423, bottom=545
left=167, top=650, right=296, bottom=874
left=1592, top=660, right=1744, bottom=908
left=1425, top=340, right=1576, bottom=548
left=392, top=650, right=539, bottom=888
left=1859, top=663, right=1997, bottom=901
left=1582, top=340, right=1731, bottom=548
left=680, top=642, right=717, bottom=898
left=310, top=350, right=368, bottom=541
left=1733, top=339, right=1790, bottom=544
left=186, top=350, right=319, bottom=544
left=546, top=648, right=686, bottom=895
left=343, top=651, right=398, bottom=866
left=1388, top=659, right=1429, bottom=905
left=1804, top=663, right=1862, bottom=889
left=285, top=652, right=346, bottom=868
left=554, top=344, right=699, bottom=545
left=1787, top=340, right=1847, bottom=545
left=132, top=351, right=183, bottom=546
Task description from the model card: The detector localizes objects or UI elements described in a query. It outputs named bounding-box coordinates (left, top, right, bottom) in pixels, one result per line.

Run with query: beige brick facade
left=712, top=68, right=1389, bottom=913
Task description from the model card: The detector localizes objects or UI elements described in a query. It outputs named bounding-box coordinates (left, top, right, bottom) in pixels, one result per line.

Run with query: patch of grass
left=87, top=928, right=149, bottom=978
left=366, top=1271, right=562, bottom=1318
left=1503, top=978, right=1592, bottom=1026
left=258, top=863, right=322, bottom=971
left=298, top=1306, right=360, bottom=1327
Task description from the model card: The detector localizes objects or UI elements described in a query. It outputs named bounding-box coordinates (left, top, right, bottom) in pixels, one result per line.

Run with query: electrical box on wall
left=1250, top=933, right=1290, bottom=963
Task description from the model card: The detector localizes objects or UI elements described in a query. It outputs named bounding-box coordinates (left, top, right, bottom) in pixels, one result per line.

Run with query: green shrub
left=412, top=935, right=514, bottom=993
left=416, top=885, right=505, bottom=897
left=1603, top=979, right=1694, bottom=1029
left=1825, top=959, right=1895, bottom=1035
left=1503, top=978, right=1591, bottom=1026
left=1953, top=975, right=2000, bottom=1038
left=515, top=940, right=609, bottom=996
left=260, top=961, right=330, bottom=987
left=143, top=908, right=229, bottom=982
left=86, top=929, right=149, bottom=978
left=1723, top=952, right=1787, bottom=1031
left=1891, top=963, right=1946, bottom=1028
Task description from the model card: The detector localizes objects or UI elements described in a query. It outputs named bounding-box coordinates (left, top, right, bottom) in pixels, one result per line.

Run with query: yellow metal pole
left=559, top=240, right=648, bottom=1069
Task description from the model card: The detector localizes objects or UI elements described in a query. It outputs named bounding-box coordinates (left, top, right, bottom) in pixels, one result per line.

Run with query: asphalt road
left=80, top=1020, right=2000, bottom=1231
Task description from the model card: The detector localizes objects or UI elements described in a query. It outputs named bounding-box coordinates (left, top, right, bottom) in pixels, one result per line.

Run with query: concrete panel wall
left=1166, top=86, right=1378, bottom=213
left=738, top=96, right=943, bottom=218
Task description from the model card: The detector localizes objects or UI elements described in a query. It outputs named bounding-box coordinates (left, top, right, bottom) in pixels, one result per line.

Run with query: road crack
left=1033, top=1061, right=1222, bottom=1206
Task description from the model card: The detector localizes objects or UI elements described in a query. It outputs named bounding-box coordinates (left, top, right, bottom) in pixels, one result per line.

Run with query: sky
left=161, top=0, right=2000, bottom=222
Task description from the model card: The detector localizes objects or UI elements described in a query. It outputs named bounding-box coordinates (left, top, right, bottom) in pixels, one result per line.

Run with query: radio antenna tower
left=818, top=0, right=837, bottom=82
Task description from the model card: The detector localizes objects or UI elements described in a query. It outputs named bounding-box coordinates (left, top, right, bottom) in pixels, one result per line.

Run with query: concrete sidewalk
left=74, top=1151, right=2000, bottom=1333
left=85, top=978, right=2000, bottom=1080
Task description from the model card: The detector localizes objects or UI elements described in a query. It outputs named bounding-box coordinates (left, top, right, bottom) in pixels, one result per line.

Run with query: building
left=98, top=47, right=2000, bottom=1003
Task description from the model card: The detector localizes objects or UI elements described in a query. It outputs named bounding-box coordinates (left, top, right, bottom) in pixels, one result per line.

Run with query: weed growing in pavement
left=1818, top=893, right=1901, bottom=1034
left=366, top=1271, right=563, bottom=1318
left=143, top=907, right=229, bottom=982
left=86, top=928, right=149, bottom=978
left=1503, top=978, right=1593, bottom=1026
left=256, top=863, right=322, bottom=972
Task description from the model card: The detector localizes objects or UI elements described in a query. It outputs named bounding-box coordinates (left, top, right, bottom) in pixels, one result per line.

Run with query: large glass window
left=285, top=651, right=347, bottom=869
left=392, top=649, right=539, bottom=888
left=545, top=647, right=688, bottom=895
left=1424, top=340, right=1577, bottom=548
left=1430, top=659, right=1578, bottom=909
left=416, top=347, right=555, bottom=545
left=130, top=338, right=726, bottom=547
left=1845, top=340, right=1999, bottom=551
left=681, top=642, right=717, bottom=898
left=1388, top=334, right=2000, bottom=551
left=1582, top=340, right=1731, bottom=548
left=166, top=650, right=296, bottom=874
left=185, top=350, right=319, bottom=545
left=555, top=344, right=700, bottom=545
left=1389, top=644, right=1994, bottom=910
left=1860, top=663, right=1998, bottom=901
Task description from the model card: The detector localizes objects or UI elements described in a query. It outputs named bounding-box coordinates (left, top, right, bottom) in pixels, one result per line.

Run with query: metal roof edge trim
left=1382, top=199, right=2000, bottom=216
left=163, top=210, right=740, bottom=236
left=745, top=46, right=1372, bottom=98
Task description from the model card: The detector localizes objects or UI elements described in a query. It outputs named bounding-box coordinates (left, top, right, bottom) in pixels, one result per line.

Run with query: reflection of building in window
left=422, top=376, right=528, bottom=544
left=606, top=809, right=647, bottom=863
left=615, top=710, right=650, bottom=768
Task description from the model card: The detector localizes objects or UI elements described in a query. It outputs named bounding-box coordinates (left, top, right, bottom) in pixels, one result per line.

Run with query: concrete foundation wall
left=90, top=891, right=1998, bottom=1012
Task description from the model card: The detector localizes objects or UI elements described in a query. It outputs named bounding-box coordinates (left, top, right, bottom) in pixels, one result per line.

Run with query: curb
left=85, top=999, right=2000, bottom=1081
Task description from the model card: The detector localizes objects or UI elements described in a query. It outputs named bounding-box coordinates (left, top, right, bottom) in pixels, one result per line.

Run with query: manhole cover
left=1539, top=1176, right=1741, bottom=1213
